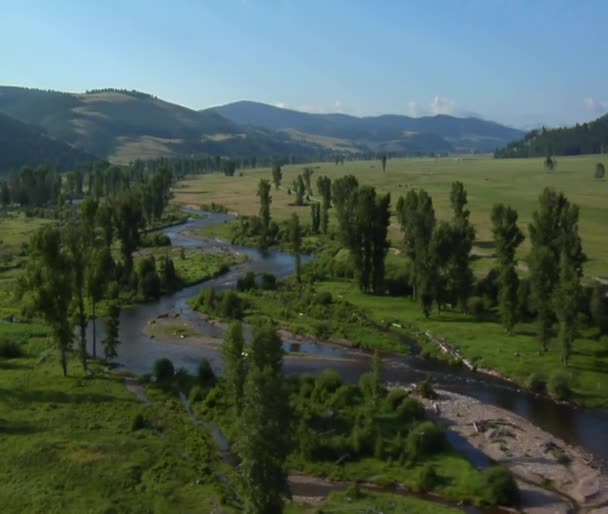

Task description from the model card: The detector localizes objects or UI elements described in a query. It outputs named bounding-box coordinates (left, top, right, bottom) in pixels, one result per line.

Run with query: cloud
left=334, top=100, right=344, bottom=113
left=407, top=101, right=418, bottom=117
left=274, top=101, right=287, bottom=109
left=584, top=97, right=608, bottom=115
left=430, top=96, right=456, bottom=115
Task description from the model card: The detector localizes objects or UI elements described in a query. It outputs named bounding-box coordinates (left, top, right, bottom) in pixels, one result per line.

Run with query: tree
left=554, top=252, right=579, bottom=367
left=236, top=365, right=290, bottom=514
left=590, top=284, right=608, bottom=334
left=332, top=175, right=359, bottom=249
left=65, top=222, right=89, bottom=372
left=429, top=221, right=455, bottom=312
left=223, top=160, right=237, bottom=177
left=250, top=325, right=284, bottom=375
left=103, top=302, right=120, bottom=361
left=222, top=321, right=246, bottom=414
left=381, top=154, right=387, bottom=173
left=595, top=162, right=605, bottom=179
left=316, top=176, right=332, bottom=234
left=310, top=202, right=321, bottom=234
left=529, top=245, right=555, bottom=351
left=544, top=155, right=556, bottom=171
left=302, top=167, right=314, bottom=195
left=96, top=201, right=114, bottom=247
left=257, top=179, right=272, bottom=244
left=293, top=175, right=305, bottom=206
left=86, top=246, right=114, bottom=359
left=289, top=213, right=302, bottom=282
left=20, top=227, right=73, bottom=376
left=492, top=204, right=524, bottom=333
left=371, top=350, right=382, bottom=402
left=271, top=163, right=282, bottom=190
left=113, top=192, right=143, bottom=274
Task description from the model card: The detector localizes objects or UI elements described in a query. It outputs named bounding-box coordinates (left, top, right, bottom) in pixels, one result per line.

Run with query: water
left=87, top=210, right=608, bottom=467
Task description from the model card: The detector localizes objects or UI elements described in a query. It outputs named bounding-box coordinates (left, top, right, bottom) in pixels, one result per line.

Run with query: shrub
left=414, top=463, right=440, bottom=492
left=374, top=433, right=384, bottom=459
left=548, top=371, right=571, bottom=401
left=174, top=367, right=192, bottom=390
left=219, top=291, right=244, bottom=319
left=345, top=482, right=364, bottom=500
left=316, top=291, right=333, bottom=306
left=415, top=377, right=438, bottom=400
left=189, top=385, right=203, bottom=404
left=0, top=341, right=24, bottom=358
left=406, top=421, right=445, bottom=461
left=483, top=466, right=519, bottom=506
left=259, top=272, right=277, bottom=290
left=397, top=397, right=426, bottom=421
left=236, top=271, right=257, bottom=291
left=131, top=413, right=146, bottom=431
left=153, top=358, right=175, bottom=384
left=197, top=358, right=216, bottom=387
left=312, top=369, right=343, bottom=404
left=467, top=296, right=485, bottom=317
left=525, top=373, right=546, bottom=394
left=386, top=389, right=409, bottom=411
left=595, top=162, right=605, bottom=179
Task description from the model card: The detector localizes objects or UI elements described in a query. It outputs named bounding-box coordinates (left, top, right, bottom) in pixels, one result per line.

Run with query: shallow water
left=87, top=210, right=608, bottom=467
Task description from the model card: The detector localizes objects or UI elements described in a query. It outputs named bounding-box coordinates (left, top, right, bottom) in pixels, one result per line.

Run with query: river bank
left=416, top=389, right=608, bottom=514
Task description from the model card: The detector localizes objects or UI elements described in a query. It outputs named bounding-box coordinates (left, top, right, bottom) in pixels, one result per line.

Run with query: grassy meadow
left=173, top=154, right=608, bottom=278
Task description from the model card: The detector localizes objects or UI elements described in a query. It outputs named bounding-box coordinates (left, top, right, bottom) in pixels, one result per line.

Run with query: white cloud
left=274, top=101, right=287, bottom=109
left=430, top=96, right=456, bottom=115
left=407, top=101, right=418, bottom=117
left=584, top=97, right=608, bottom=115
left=334, top=100, right=344, bottom=113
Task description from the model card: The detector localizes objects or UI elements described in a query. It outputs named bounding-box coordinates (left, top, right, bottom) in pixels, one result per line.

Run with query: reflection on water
left=87, top=210, right=608, bottom=466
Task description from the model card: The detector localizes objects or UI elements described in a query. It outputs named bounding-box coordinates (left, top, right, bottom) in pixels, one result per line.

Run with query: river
left=87, top=209, right=608, bottom=467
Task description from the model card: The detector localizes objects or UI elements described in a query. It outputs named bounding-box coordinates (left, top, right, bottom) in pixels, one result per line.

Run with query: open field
left=173, top=154, right=608, bottom=277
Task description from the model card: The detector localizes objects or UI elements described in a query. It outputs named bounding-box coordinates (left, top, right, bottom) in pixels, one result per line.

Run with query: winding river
left=87, top=210, right=608, bottom=467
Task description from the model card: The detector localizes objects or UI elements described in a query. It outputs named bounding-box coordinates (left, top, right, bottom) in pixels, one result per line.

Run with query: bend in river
left=87, top=209, right=608, bottom=467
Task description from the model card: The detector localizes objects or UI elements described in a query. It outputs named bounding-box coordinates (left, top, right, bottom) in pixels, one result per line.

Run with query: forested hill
left=208, top=101, right=524, bottom=153
left=0, top=86, right=326, bottom=163
left=0, top=112, right=94, bottom=174
left=495, top=114, right=608, bottom=157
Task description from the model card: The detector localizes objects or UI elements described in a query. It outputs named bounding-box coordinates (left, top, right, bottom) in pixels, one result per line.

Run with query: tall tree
left=86, top=246, right=114, bottom=359
left=257, top=179, right=272, bottom=244
left=332, top=175, right=359, bottom=249
left=293, top=175, right=306, bottom=206
left=316, top=176, right=332, bottom=234
left=310, top=202, right=321, bottom=234
left=302, top=167, right=314, bottom=195
left=236, top=365, right=290, bottom=514
left=222, top=321, right=246, bottom=414
left=96, top=201, right=114, bottom=247
left=271, top=163, right=282, bottom=190
left=381, top=154, right=387, bottom=173
left=289, top=213, right=302, bottom=283
left=113, top=192, right=143, bottom=274
left=492, top=204, right=524, bottom=333
left=20, top=227, right=73, bottom=376
left=250, top=325, right=284, bottom=375
left=554, top=252, right=579, bottom=367
left=103, top=301, right=121, bottom=361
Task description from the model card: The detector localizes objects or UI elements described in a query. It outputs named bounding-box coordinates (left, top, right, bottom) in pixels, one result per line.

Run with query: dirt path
left=417, top=389, right=608, bottom=514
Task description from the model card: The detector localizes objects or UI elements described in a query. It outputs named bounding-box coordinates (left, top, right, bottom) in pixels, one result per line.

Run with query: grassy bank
left=0, top=321, right=234, bottom=514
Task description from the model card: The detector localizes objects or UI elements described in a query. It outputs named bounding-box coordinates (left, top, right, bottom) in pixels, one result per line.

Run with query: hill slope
left=0, top=87, right=323, bottom=162
left=496, top=114, right=608, bottom=157
left=209, top=101, right=524, bottom=153
left=0, top=112, right=94, bottom=174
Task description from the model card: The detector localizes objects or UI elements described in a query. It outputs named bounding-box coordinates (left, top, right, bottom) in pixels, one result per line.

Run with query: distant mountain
left=0, top=87, right=325, bottom=163
left=496, top=114, right=608, bottom=158
left=0, top=112, right=93, bottom=174
left=208, top=101, right=524, bottom=153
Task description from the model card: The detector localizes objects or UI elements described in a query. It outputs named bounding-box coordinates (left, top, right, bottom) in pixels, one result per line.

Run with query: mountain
left=0, top=112, right=94, bottom=174
left=208, top=101, right=524, bottom=153
left=0, top=87, right=324, bottom=163
left=496, top=114, right=608, bottom=158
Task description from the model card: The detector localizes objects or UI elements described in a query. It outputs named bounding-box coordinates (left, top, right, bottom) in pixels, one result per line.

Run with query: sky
left=1, top=0, right=607, bottom=129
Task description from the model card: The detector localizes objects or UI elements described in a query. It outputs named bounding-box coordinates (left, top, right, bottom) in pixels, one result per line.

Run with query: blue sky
left=1, top=0, right=607, bottom=128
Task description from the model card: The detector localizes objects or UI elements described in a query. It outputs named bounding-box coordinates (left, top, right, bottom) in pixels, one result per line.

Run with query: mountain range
left=0, top=86, right=525, bottom=172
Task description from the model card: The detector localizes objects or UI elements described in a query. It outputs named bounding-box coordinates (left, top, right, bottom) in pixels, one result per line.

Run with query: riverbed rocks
left=417, top=389, right=608, bottom=514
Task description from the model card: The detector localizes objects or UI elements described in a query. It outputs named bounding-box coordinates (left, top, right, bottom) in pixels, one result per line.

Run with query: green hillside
left=0, top=112, right=93, bottom=174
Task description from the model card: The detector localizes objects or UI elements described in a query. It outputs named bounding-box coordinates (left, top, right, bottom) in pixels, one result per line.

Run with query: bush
left=374, top=433, right=384, bottom=459
left=396, top=397, right=426, bottom=421
left=174, top=367, right=192, bottom=390
left=236, top=271, right=257, bottom=291
left=483, top=466, right=519, bottom=506
left=414, top=463, right=440, bottom=492
left=0, top=341, right=24, bottom=358
left=406, top=421, right=445, bottom=460
left=345, top=482, right=364, bottom=500
left=595, top=162, right=605, bottom=179
left=467, top=296, right=485, bottom=317
left=140, top=232, right=171, bottom=247
left=548, top=371, right=571, bottom=401
left=189, top=385, right=203, bottom=404
left=131, top=413, right=146, bottom=431
left=219, top=291, right=244, bottom=319
left=197, top=358, right=216, bottom=387
left=259, top=272, right=277, bottom=290
left=386, top=389, right=409, bottom=411
left=312, top=369, right=343, bottom=404
left=415, top=377, right=438, bottom=399
left=525, top=373, right=546, bottom=394
left=153, top=358, right=175, bottom=384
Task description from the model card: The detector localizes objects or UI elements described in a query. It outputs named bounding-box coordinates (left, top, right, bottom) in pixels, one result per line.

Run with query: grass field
left=173, top=154, right=608, bottom=277
left=0, top=322, right=234, bottom=514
